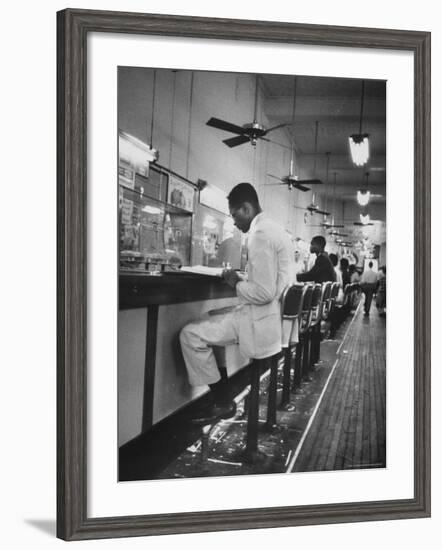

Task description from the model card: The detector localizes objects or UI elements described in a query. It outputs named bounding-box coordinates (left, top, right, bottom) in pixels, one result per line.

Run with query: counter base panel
left=118, top=297, right=248, bottom=447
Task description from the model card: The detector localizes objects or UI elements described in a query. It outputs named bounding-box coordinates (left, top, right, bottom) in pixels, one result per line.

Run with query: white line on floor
left=207, top=457, right=243, bottom=467
left=285, top=302, right=361, bottom=473
left=285, top=356, right=339, bottom=473
left=336, top=300, right=362, bottom=355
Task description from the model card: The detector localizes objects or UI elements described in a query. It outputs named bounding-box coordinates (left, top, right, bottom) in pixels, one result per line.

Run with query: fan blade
left=296, top=178, right=323, bottom=185
left=206, top=117, right=245, bottom=135
left=294, top=183, right=310, bottom=192
left=223, top=135, right=250, bottom=148
left=326, top=224, right=345, bottom=229
left=265, top=122, right=290, bottom=133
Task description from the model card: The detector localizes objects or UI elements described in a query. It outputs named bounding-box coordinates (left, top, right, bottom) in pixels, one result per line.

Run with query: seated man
left=180, top=183, right=292, bottom=423
left=296, top=235, right=336, bottom=283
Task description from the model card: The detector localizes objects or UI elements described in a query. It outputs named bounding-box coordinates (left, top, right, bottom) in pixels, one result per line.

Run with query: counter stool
left=242, top=354, right=278, bottom=463
left=312, top=281, right=332, bottom=365
left=294, top=283, right=314, bottom=384
left=329, top=282, right=341, bottom=313
left=279, top=283, right=305, bottom=408
left=321, top=281, right=334, bottom=321
left=305, top=283, right=323, bottom=373
left=328, top=282, right=341, bottom=337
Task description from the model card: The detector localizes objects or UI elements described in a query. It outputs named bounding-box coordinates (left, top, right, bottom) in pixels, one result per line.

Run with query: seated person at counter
left=180, top=182, right=292, bottom=423
left=296, top=235, right=336, bottom=283
left=340, top=257, right=351, bottom=287
left=349, top=264, right=361, bottom=283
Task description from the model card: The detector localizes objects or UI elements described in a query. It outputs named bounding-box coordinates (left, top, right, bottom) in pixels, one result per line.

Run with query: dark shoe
left=191, top=401, right=237, bottom=425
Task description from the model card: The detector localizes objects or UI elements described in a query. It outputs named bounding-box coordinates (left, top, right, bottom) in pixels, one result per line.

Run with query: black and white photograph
left=118, top=67, right=387, bottom=481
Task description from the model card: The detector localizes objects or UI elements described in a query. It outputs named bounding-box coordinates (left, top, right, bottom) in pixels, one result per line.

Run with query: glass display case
left=119, top=182, right=192, bottom=272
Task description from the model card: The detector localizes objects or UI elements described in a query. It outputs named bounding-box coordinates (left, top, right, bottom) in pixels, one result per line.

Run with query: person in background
left=376, top=265, right=387, bottom=316
left=349, top=264, right=360, bottom=283
left=290, top=249, right=306, bottom=282
left=329, top=253, right=343, bottom=286
left=180, top=183, right=292, bottom=424
left=297, top=236, right=336, bottom=283
left=360, top=260, right=378, bottom=315
left=340, top=257, right=350, bottom=288
left=329, top=253, right=344, bottom=302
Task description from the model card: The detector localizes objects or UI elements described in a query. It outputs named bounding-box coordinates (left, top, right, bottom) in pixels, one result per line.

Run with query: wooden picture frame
left=57, top=8, right=431, bottom=541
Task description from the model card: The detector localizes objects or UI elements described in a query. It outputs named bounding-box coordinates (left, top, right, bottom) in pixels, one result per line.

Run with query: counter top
left=119, top=271, right=237, bottom=309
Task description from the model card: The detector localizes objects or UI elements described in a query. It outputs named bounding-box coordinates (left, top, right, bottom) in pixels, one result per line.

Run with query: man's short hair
left=329, top=253, right=338, bottom=267
left=227, top=182, right=260, bottom=209
left=340, top=258, right=349, bottom=269
left=368, top=261, right=373, bottom=268
left=312, top=235, right=326, bottom=250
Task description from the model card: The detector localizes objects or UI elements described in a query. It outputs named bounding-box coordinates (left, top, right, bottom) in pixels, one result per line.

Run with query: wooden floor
left=289, top=304, right=386, bottom=472
left=120, top=300, right=386, bottom=481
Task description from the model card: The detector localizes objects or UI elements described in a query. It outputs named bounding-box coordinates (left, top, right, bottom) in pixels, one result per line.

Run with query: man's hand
left=222, top=268, right=241, bottom=289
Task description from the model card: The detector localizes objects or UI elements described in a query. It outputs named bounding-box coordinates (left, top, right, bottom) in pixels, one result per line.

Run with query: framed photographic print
left=167, top=174, right=196, bottom=212
left=57, top=8, right=431, bottom=541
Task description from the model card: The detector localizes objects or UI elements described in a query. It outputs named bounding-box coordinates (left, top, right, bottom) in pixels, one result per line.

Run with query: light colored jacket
left=235, top=213, right=292, bottom=359
left=361, top=268, right=378, bottom=285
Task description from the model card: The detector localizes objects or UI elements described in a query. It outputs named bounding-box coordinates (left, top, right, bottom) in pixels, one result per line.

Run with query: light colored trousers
left=180, top=307, right=241, bottom=387
left=180, top=306, right=298, bottom=387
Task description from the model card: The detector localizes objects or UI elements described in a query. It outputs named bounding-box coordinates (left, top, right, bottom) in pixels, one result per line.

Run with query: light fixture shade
left=349, top=134, right=370, bottom=166
left=360, top=213, right=371, bottom=224
left=357, top=189, right=371, bottom=206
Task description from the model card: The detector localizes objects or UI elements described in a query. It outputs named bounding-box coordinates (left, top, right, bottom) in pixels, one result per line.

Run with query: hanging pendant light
left=349, top=80, right=369, bottom=166
left=357, top=190, right=371, bottom=206
left=357, top=172, right=371, bottom=206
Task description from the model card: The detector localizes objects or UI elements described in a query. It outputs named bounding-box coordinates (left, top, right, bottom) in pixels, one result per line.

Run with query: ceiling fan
left=264, top=77, right=323, bottom=192
left=206, top=74, right=289, bottom=148
left=321, top=165, right=344, bottom=227
left=328, top=230, right=349, bottom=237
left=306, top=191, right=330, bottom=217
left=308, top=161, right=345, bottom=226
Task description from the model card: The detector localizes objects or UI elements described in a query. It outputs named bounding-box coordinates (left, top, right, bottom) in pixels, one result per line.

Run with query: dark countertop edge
left=119, top=271, right=237, bottom=308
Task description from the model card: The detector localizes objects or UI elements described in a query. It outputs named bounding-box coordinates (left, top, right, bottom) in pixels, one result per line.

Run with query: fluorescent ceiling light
left=349, top=134, right=370, bottom=166
left=357, top=189, right=371, bottom=206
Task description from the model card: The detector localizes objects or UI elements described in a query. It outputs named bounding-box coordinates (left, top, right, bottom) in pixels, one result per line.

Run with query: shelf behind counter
left=119, top=269, right=237, bottom=309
